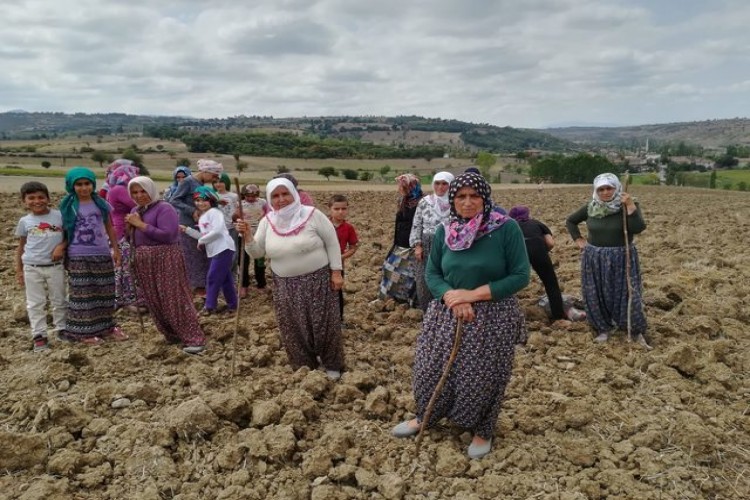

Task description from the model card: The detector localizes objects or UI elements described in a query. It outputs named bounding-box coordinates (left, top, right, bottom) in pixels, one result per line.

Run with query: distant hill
left=543, top=118, right=750, bottom=150
left=0, top=112, right=575, bottom=154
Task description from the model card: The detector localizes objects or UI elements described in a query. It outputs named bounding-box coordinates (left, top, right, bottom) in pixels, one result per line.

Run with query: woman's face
left=175, top=172, right=187, bottom=183
left=454, top=186, right=484, bottom=219
left=73, top=178, right=94, bottom=199
left=212, top=179, right=227, bottom=193
left=195, top=198, right=211, bottom=212
left=596, top=185, right=616, bottom=202
left=433, top=180, right=450, bottom=197
left=270, top=186, right=294, bottom=210
left=129, top=184, right=152, bottom=206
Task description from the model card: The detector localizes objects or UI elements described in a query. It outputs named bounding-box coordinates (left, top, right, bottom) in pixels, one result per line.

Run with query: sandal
left=80, top=336, right=104, bottom=345
left=108, top=327, right=129, bottom=341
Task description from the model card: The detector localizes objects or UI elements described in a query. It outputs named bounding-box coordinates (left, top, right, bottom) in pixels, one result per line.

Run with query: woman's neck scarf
left=59, top=166, right=111, bottom=241
left=396, top=173, right=423, bottom=211
left=128, top=176, right=159, bottom=213
left=425, top=171, right=455, bottom=218
left=444, top=172, right=509, bottom=251
left=265, top=178, right=314, bottom=236
left=588, top=173, right=623, bottom=218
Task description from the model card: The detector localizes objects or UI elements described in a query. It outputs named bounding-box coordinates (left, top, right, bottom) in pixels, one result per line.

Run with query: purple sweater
left=131, top=201, right=180, bottom=246
left=107, top=185, right=137, bottom=240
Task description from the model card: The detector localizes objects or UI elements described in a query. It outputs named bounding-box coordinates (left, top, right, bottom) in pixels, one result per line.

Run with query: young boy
left=15, top=182, right=68, bottom=352
left=329, top=195, right=359, bottom=321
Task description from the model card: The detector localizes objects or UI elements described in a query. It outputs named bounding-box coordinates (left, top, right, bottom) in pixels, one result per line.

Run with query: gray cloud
left=0, top=0, right=748, bottom=127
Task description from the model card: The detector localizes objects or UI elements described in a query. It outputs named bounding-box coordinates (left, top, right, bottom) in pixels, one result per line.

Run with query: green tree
left=236, top=161, right=248, bottom=174
left=379, top=165, right=391, bottom=177
left=709, top=170, right=717, bottom=189
left=41, top=161, right=51, bottom=168
left=475, top=151, right=497, bottom=178
left=176, top=158, right=191, bottom=167
left=341, top=168, right=358, bottom=180
left=359, top=171, right=374, bottom=181
left=318, top=166, right=338, bottom=180
left=91, top=150, right=109, bottom=168
left=276, top=165, right=290, bottom=174
left=122, top=149, right=148, bottom=175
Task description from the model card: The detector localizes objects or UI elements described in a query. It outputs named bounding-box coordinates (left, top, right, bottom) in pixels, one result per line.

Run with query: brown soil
left=1, top=186, right=748, bottom=499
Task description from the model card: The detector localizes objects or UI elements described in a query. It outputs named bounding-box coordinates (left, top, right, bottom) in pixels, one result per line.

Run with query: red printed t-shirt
left=334, top=221, right=358, bottom=255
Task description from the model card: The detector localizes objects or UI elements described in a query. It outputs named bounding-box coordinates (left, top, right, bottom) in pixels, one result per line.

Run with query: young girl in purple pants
left=181, top=186, right=238, bottom=315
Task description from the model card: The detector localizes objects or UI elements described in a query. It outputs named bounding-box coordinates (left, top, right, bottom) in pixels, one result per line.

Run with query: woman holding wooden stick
left=565, top=173, right=647, bottom=344
left=391, top=172, right=529, bottom=459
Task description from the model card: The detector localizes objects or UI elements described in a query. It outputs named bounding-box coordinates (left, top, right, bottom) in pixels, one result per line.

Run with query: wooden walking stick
left=415, top=317, right=464, bottom=456
left=621, top=172, right=633, bottom=339
left=128, top=226, right=146, bottom=336
left=230, top=177, right=246, bottom=380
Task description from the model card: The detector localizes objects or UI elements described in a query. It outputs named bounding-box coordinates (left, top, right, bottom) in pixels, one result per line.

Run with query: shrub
left=276, top=165, right=290, bottom=174
left=737, top=181, right=748, bottom=191
left=41, top=161, right=51, bottom=168
left=341, top=169, right=358, bottom=180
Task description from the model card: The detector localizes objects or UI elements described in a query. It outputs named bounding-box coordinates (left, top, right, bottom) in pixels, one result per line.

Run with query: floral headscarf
left=106, top=162, right=139, bottom=188
left=59, top=167, right=111, bottom=241
left=444, top=172, right=508, bottom=251
left=193, top=185, right=220, bottom=207
left=396, top=173, right=423, bottom=211
left=588, top=173, right=623, bottom=218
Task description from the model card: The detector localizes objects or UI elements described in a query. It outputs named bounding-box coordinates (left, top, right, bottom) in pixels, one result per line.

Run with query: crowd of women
left=20, top=159, right=647, bottom=460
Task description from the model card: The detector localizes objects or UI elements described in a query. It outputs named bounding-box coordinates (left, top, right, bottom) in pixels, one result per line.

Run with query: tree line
left=529, top=153, right=622, bottom=183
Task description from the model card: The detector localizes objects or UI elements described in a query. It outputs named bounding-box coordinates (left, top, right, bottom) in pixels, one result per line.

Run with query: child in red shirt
left=329, top=195, right=358, bottom=321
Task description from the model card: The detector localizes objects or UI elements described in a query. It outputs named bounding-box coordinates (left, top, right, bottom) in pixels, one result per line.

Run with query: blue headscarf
left=59, top=167, right=111, bottom=241
left=193, top=185, right=220, bottom=207
left=164, top=165, right=192, bottom=201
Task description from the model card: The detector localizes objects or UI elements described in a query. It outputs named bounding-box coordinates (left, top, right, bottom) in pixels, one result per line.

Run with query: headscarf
left=396, top=173, right=423, bottom=211
left=106, top=162, right=139, bottom=188
left=464, top=167, right=481, bottom=175
left=242, top=183, right=260, bottom=195
left=588, top=173, right=623, bottom=218
left=128, top=176, right=158, bottom=208
left=197, top=159, right=224, bottom=175
left=59, top=167, right=111, bottom=241
left=444, top=172, right=509, bottom=251
left=193, top=185, right=220, bottom=207
left=425, top=171, right=455, bottom=218
left=508, top=205, right=531, bottom=222
left=100, top=159, right=136, bottom=195
left=164, top=166, right=191, bottom=201
left=218, top=173, right=232, bottom=191
left=265, top=178, right=314, bottom=236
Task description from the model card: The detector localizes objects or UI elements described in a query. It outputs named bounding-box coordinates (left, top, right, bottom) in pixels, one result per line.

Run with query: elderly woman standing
left=392, top=172, right=529, bottom=459
left=378, top=173, right=423, bottom=305
left=169, top=159, right=223, bottom=295
left=238, top=178, right=344, bottom=379
left=565, top=173, right=647, bottom=343
left=409, top=171, right=455, bottom=311
left=125, top=177, right=207, bottom=354
left=105, top=161, right=141, bottom=311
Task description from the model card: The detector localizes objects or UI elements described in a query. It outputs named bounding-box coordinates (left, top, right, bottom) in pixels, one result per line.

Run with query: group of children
left=15, top=171, right=359, bottom=352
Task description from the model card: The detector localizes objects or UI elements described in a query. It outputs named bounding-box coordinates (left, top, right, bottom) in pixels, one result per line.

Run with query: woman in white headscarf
left=125, top=176, right=207, bottom=354
left=565, top=173, right=647, bottom=344
left=409, top=171, right=455, bottom=311
left=237, top=178, right=345, bottom=379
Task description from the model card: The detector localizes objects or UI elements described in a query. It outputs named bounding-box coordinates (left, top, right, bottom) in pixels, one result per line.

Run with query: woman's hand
left=179, top=224, right=188, bottom=233
left=125, top=213, right=146, bottom=230
left=414, top=244, right=423, bottom=262
left=443, top=289, right=476, bottom=308
left=621, top=192, right=637, bottom=214
left=451, top=302, right=476, bottom=323
left=235, top=220, right=252, bottom=239
left=575, top=237, right=587, bottom=251
left=330, top=270, right=344, bottom=291
left=112, top=247, right=122, bottom=267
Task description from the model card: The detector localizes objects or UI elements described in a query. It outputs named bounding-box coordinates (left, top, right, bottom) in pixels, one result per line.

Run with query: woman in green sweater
left=566, top=173, right=647, bottom=343
left=391, top=172, right=530, bottom=459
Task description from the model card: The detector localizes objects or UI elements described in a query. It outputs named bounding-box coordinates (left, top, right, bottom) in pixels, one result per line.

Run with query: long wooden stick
left=230, top=178, right=246, bottom=380
left=621, top=173, right=633, bottom=339
left=415, top=317, right=464, bottom=456
left=128, top=226, right=146, bottom=336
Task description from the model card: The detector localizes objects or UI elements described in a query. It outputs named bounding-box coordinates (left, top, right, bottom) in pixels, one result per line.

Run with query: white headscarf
left=426, top=171, right=455, bottom=217
left=128, top=176, right=158, bottom=207
left=265, top=178, right=314, bottom=235
left=588, top=173, right=623, bottom=218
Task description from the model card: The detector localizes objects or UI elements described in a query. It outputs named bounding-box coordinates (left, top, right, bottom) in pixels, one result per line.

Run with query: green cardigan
left=565, top=203, right=646, bottom=247
left=426, top=221, right=530, bottom=301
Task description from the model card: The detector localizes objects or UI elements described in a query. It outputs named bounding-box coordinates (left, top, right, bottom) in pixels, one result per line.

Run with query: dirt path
left=0, top=186, right=748, bottom=499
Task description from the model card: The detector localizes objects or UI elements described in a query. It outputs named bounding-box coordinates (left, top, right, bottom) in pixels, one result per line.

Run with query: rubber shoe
left=468, top=438, right=492, bottom=459
left=594, top=332, right=609, bottom=343
left=108, top=326, right=129, bottom=342
left=33, top=336, right=50, bottom=353
left=183, top=345, right=206, bottom=355
left=325, top=369, right=341, bottom=381
left=391, top=420, right=420, bottom=438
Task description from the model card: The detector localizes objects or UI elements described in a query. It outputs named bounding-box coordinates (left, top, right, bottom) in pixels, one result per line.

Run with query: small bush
left=737, top=181, right=748, bottom=191
left=41, top=161, right=51, bottom=168
left=341, top=169, right=358, bottom=180
left=276, top=165, right=290, bottom=174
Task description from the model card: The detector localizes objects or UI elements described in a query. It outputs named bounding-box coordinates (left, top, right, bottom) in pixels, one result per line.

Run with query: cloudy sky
left=2, top=0, right=749, bottom=128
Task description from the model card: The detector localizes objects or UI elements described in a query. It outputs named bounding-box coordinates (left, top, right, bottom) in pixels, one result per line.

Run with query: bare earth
left=0, top=186, right=748, bottom=499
